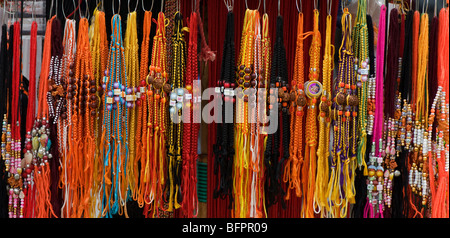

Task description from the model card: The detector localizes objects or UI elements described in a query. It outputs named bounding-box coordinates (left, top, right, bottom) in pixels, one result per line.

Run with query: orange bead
left=155, top=94, right=160, bottom=100
left=338, top=110, right=343, bottom=116
left=345, top=111, right=351, bottom=117
left=320, top=112, right=326, bottom=117
left=345, top=84, right=350, bottom=89
left=161, top=97, right=166, bottom=103
left=353, top=112, right=358, bottom=117
left=186, top=85, right=192, bottom=91
left=339, top=82, right=345, bottom=88
left=312, top=98, right=317, bottom=104
left=368, top=111, right=373, bottom=115
left=351, top=85, right=356, bottom=90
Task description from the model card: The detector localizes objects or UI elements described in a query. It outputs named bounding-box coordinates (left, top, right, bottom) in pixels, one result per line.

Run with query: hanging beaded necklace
left=34, top=15, right=56, bottom=218
left=213, top=7, right=236, bottom=209
left=409, top=9, right=429, bottom=218
left=144, top=11, right=171, bottom=218
left=264, top=10, right=290, bottom=214
left=354, top=0, right=369, bottom=174
left=0, top=23, right=8, bottom=218
left=102, top=13, right=129, bottom=217
left=248, top=10, right=265, bottom=218
left=429, top=5, right=449, bottom=218
left=285, top=10, right=307, bottom=201
left=258, top=12, right=270, bottom=218
left=6, top=22, right=23, bottom=219
left=124, top=10, right=140, bottom=207
left=366, top=5, right=386, bottom=219
left=60, top=17, right=76, bottom=218
left=303, top=8, right=321, bottom=218
left=71, top=16, right=95, bottom=218
left=330, top=8, right=355, bottom=218
left=382, top=8, right=403, bottom=214
left=182, top=10, right=200, bottom=218
left=46, top=18, right=66, bottom=218
left=315, top=0, right=334, bottom=216
left=166, top=11, right=186, bottom=213
left=89, top=8, right=108, bottom=218
left=21, top=21, right=38, bottom=219
left=234, top=8, right=258, bottom=218
left=137, top=8, right=152, bottom=209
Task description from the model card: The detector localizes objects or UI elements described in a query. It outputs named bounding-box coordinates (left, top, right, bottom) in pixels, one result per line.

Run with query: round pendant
left=304, top=81, right=323, bottom=99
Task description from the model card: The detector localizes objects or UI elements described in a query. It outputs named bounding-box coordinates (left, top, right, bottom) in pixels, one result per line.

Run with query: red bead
left=224, top=82, right=230, bottom=88
left=136, top=100, right=141, bottom=106
left=141, top=80, right=147, bottom=87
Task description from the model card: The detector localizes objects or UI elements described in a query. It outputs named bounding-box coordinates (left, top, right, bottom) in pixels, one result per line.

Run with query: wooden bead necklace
left=144, top=11, right=171, bottom=218
left=70, top=17, right=95, bottom=218
left=330, top=8, right=354, bottom=218
left=234, top=8, right=258, bottom=218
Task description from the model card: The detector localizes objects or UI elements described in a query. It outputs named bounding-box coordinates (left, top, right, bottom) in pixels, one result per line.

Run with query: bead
left=170, top=93, right=177, bottom=100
